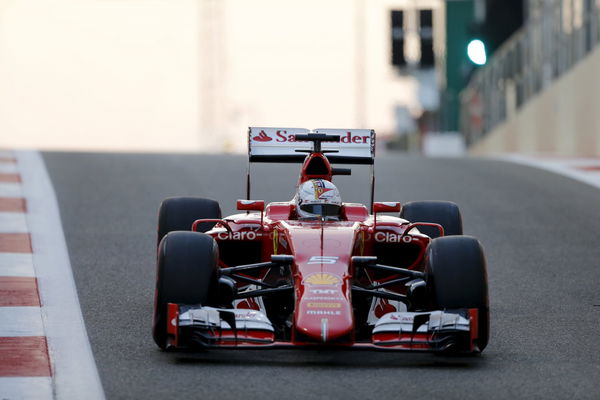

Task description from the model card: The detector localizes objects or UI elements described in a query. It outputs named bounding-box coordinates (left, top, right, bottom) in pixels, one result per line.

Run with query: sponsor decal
left=303, top=272, right=341, bottom=286
left=217, top=231, right=260, bottom=241
left=374, top=231, right=415, bottom=243
left=307, top=302, right=341, bottom=308
left=250, top=129, right=306, bottom=143
left=255, top=130, right=369, bottom=144
left=272, top=230, right=278, bottom=255
left=307, top=256, right=339, bottom=265
left=374, top=298, right=397, bottom=318
left=307, top=310, right=341, bottom=316
left=338, top=132, right=370, bottom=144
left=311, top=179, right=333, bottom=200
left=275, top=130, right=299, bottom=142
left=389, top=314, right=414, bottom=322
left=235, top=311, right=257, bottom=319
left=252, top=130, right=272, bottom=142
left=308, top=288, right=338, bottom=295
left=304, top=296, right=345, bottom=301
left=251, top=129, right=371, bottom=145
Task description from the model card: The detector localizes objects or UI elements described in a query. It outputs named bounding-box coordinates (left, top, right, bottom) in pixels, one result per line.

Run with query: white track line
left=0, top=212, right=29, bottom=233
left=0, top=377, right=53, bottom=399
left=16, top=150, right=105, bottom=400
left=0, top=307, right=45, bottom=336
left=0, top=163, right=18, bottom=173
left=497, top=154, right=600, bottom=190
left=0, top=254, right=34, bottom=277
left=0, top=183, right=23, bottom=197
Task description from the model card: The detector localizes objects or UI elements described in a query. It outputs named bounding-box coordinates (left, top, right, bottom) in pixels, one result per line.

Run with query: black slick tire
left=157, top=197, right=221, bottom=247
left=425, top=236, right=489, bottom=352
left=152, top=231, right=219, bottom=349
left=400, top=201, right=462, bottom=238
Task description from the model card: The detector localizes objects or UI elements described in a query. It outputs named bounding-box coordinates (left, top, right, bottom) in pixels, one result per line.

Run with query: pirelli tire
left=157, top=197, right=221, bottom=247
left=152, top=231, right=219, bottom=349
left=400, top=201, right=463, bottom=238
left=425, top=236, right=489, bottom=352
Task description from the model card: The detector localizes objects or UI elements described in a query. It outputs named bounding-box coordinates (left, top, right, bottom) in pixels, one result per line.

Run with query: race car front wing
left=371, top=309, right=478, bottom=352
left=165, top=303, right=479, bottom=353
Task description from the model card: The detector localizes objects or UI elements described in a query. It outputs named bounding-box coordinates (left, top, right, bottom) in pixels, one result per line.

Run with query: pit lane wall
left=469, top=45, right=600, bottom=157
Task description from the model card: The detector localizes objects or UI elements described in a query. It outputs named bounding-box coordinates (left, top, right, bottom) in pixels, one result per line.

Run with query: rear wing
left=246, top=127, right=377, bottom=210
left=248, top=127, right=376, bottom=164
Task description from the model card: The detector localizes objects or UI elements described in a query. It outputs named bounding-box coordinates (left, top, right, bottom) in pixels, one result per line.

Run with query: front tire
left=425, top=236, right=489, bottom=351
left=152, top=231, right=219, bottom=349
left=400, top=201, right=462, bottom=238
left=157, top=197, right=221, bottom=247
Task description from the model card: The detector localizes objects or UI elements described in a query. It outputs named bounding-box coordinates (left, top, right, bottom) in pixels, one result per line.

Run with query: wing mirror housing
left=237, top=199, right=265, bottom=224
left=372, top=202, right=401, bottom=228
left=373, top=202, right=401, bottom=214
left=236, top=199, right=265, bottom=212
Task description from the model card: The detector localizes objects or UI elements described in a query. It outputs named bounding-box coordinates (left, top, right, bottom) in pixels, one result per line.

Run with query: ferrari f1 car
left=153, top=128, right=489, bottom=354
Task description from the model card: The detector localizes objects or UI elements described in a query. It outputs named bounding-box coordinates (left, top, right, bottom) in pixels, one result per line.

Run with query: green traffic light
left=467, top=39, right=487, bottom=65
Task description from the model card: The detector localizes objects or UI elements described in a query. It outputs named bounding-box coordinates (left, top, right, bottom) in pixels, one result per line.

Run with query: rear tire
left=157, top=197, right=221, bottom=246
left=400, top=201, right=462, bottom=238
left=152, top=231, right=219, bottom=349
left=425, top=236, right=489, bottom=351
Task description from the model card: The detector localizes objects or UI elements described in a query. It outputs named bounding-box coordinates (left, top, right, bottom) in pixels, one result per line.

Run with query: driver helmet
left=295, top=179, right=342, bottom=220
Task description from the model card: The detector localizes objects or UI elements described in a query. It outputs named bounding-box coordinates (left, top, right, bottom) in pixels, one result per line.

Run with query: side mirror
left=373, top=202, right=401, bottom=214
left=236, top=199, right=265, bottom=212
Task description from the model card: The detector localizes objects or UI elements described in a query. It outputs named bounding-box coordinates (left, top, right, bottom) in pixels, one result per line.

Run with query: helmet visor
left=299, top=203, right=341, bottom=217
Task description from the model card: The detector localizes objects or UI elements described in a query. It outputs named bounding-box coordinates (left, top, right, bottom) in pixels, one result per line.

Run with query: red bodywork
left=171, top=151, right=479, bottom=351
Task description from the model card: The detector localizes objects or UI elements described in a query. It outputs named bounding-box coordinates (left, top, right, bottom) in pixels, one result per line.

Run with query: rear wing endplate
left=248, top=127, right=376, bottom=165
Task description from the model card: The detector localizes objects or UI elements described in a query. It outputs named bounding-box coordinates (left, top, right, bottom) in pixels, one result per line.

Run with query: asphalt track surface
left=43, top=152, right=600, bottom=400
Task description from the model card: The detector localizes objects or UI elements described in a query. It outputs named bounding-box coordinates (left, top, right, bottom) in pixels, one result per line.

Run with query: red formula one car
left=153, top=128, right=489, bottom=354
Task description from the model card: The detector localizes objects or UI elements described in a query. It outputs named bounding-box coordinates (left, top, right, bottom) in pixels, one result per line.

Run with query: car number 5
left=307, top=256, right=339, bottom=264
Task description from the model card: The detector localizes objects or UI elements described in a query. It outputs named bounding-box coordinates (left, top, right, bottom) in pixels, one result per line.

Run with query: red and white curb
left=498, top=154, right=600, bottom=190
left=0, top=150, right=104, bottom=399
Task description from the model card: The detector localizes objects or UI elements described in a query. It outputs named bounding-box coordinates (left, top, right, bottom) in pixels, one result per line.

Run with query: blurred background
left=0, top=0, right=599, bottom=156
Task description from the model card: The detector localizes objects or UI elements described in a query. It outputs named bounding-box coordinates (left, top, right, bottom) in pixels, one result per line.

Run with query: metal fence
left=460, top=0, right=600, bottom=146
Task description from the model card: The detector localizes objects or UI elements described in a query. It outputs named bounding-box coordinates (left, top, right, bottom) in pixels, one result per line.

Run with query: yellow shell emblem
left=304, top=273, right=341, bottom=286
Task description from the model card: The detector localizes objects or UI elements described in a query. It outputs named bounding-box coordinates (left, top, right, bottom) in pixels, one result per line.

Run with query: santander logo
left=252, top=129, right=371, bottom=144
left=252, top=130, right=272, bottom=142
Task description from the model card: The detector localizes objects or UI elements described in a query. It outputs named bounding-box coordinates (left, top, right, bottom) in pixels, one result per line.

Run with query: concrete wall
left=470, top=45, right=600, bottom=156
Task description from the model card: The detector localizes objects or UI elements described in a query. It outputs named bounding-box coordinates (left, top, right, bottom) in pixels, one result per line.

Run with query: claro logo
left=217, top=231, right=260, bottom=240
left=374, top=232, right=415, bottom=243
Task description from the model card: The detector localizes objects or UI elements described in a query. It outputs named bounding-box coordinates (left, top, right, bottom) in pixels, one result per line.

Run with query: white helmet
left=296, top=179, right=342, bottom=220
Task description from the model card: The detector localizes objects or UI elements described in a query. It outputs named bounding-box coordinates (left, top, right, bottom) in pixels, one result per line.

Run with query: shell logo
left=304, top=273, right=341, bottom=286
